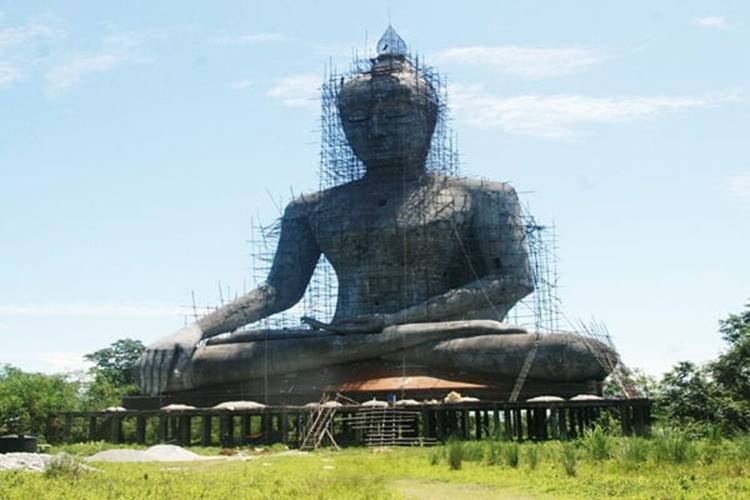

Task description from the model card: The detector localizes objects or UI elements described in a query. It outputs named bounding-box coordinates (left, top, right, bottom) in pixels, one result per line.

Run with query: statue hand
left=136, top=324, right=203, bottom=395
left=302, top=314, right=391, bottom=334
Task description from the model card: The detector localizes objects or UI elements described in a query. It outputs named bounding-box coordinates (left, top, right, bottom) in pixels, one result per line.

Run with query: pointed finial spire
left=376, top=25, right=407, bottom=58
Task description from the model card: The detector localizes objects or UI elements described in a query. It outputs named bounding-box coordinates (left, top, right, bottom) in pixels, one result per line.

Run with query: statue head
left=337, top=27, right=438, bottom=173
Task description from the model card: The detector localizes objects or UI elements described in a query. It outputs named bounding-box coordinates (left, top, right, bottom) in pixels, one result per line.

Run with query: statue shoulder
left=283, top=181, right=357, bottom=218
left=443, top=176, right=520, bottom=205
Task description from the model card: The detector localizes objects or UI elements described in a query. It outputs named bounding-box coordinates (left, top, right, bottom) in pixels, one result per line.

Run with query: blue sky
left=1, top=1, right=748, bottom=377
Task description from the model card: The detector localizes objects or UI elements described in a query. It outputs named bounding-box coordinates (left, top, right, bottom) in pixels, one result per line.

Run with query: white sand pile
left=104, top=406, right=127, bottom=412
left=526, top=395, right=565, bottom=402
left=570, top=394, right=604, bottom=401
left=213, top=401, right=266, bottom=411
left=443, top=391, right=480, bottom=404
left=394, top=399, right=421, bottom=406
left=361, top=399, right=388, bottom=408
left=161, top=404, right=197, bottom=411
left=0, top=453, right=52, bottom=472
left=88, top=444, right=205, bottom=463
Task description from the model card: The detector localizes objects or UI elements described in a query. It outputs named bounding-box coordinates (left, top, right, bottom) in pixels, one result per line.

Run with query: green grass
left=2, top=435, right=750, bottom=499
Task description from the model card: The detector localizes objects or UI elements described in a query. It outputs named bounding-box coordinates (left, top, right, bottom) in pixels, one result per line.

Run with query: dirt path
left=391, top=479, right=543, bottom=499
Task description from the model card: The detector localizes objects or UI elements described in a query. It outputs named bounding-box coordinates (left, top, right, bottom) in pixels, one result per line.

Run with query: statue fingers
left=136, top=353, right=149, bottom=394
left=157, top=350, right=174, bottom=394
left=301, top=316, right=330, bottom=330
left=145, top=350, right=160, bottom=395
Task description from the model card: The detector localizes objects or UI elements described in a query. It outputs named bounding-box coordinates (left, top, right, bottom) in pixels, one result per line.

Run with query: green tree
left=712, top=303, right=750, bottom=402
left=0, top=365, right=80, bottom=435
left=655, top=302, right=750, bottom=435
left=604, top=367, right=659, bottom=399
left=83, top=338, right=144, bottom=387
left=657, top=361, right=723, bottom=427
left=82, top=338, right=144, bottom=409
left=710, top=302, right=750, bottom=431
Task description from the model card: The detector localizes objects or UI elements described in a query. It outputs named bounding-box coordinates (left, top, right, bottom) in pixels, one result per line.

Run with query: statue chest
left=311, top=187, right=472, bottom=273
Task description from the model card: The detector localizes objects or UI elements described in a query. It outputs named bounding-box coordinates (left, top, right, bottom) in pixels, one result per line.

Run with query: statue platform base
left=123, top=361, right=603, bottom=410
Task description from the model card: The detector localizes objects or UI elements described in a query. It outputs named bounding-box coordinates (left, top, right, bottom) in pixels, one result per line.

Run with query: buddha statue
left=136, top=27, right=614, bottom=399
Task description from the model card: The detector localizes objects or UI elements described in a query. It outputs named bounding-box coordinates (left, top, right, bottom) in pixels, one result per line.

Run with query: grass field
left=2, top=431, right=750, bottom=499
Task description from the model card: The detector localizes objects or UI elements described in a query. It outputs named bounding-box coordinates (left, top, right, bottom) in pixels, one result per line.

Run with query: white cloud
left=726, top=174, right=750, bottom=200
left=450, top=84, right=741, bottom=139
left=45, top=53, right=124, bottom=94
left=266, top=73, right=321, bottom=108
left=433, top=46, right=605, bottom=78
left=28, top=352, right=91, bottom=372
left=43, top=28, right=160, bottom=95
left=693, top=16, right=730, bottom=30
left=211, top=32, right=289, bottom=45
left=0, top=20, right=64, bottom=52
left=0, top=18, right=65, bottom=89
left=229, top=78, right=254, bottom=91
left=0, top=62, right=20, bottom=87
left=0, top=303, right=186, bottom=317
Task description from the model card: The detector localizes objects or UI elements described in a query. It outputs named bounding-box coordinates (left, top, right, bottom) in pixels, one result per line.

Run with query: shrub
left=44, top=453, right=86, bottom=479
left=462, top=441, right=485, bottom=462
left=620, top=438, right=649, bottom=466
left=582, top=426, right=611, bottom=461
left=653, top=428, right=694, bottom=464
left=699, top=442, right=721, bottom=465
left=735, top=433, right=750, bottom=460
left=447, top=441, right=463, bottom=470
left=503, top=442, right=519, bottom=468
left=561, top=443, right=577, bottom=477
left=485, top=441, right=502, bottom=465
left=526, top=444, right=540, bottom=470
left=429, top=448, right=443, bottom=466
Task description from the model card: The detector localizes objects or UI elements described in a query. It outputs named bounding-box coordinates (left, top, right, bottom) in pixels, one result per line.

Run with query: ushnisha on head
left=337, top=27, right=438, bottom=174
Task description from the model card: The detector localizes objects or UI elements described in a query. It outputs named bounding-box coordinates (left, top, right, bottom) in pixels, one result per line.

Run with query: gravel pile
left=0, top=453, right=52, bottom=472
left=87, top=445, right=206, bottom=463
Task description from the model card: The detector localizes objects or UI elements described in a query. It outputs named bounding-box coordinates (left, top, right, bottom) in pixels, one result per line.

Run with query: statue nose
left=369, top=112, right=385, bottom=138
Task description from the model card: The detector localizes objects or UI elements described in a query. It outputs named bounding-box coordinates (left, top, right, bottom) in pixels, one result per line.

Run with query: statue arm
left=198, top=199, right=322, bottom=338
left=388, top=184, right=533, bottom=324
left=137, top=198, right=320, bottom=394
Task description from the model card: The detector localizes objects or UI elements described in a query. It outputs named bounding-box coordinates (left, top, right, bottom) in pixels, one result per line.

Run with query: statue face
left=338, top=64, right=437, bottom=170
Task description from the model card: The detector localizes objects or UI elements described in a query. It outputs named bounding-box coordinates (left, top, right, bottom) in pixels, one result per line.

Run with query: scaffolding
left=242, top=48, right=562, bottom=340
left=149, top=26, right=645, bottom=409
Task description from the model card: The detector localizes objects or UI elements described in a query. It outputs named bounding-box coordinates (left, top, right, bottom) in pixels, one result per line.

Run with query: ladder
left=509, top=331, right=541, bottom=402
left=300, top=394, right=339, bottom=451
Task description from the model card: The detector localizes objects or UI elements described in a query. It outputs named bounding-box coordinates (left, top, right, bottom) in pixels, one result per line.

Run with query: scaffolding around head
left=318, top=52, right=459, bottom=191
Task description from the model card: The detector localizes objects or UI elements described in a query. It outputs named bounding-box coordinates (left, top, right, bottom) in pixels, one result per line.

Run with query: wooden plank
left=262, top=414, right=272, bottom=445
left=88, top=416, right=97, bottom=442
left=178, top=416, right=191, bottom=446
left=514, top=409, right=523, bottom=442
left=110, top=415, right=122, bottom=444
left=220, top=415, right=234, bottom=447
left=550, top=409, right=559, bottom=440
left=201, top=415, right=212, bottom=446
left=435, top=410, right=444, bottom=441
left=280, top=411, right=289, bottom=444
left=63, top=414, right=73, bottom=443
left=241, top=415, right=252, bottom=444
left=158, top=415, right=167, bottom=443
left=135, top=416, right=146, bottom=444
